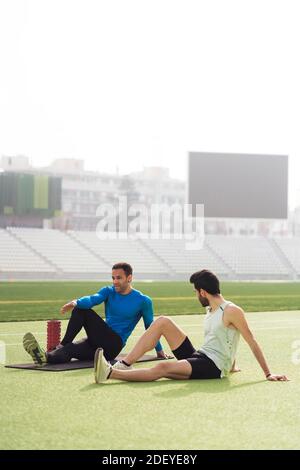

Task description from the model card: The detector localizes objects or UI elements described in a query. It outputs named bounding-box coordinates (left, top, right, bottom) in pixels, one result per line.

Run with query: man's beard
left=199, top=295, right=209, bottom=307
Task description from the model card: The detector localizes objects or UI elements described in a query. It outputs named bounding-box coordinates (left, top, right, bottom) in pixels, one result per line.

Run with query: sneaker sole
left=94, top=348, right=103, bottom=383
left=23, top=333, right=46, bottom=366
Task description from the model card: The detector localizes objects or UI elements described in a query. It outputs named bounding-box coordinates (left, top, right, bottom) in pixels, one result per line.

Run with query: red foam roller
left=47, top=320, right=61, bottom=352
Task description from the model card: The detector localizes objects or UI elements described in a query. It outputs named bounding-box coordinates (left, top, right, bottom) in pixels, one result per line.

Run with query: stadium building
left=0, top=154, right=299, bottom=281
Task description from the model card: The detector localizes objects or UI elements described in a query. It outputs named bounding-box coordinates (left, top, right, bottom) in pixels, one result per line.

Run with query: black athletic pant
left=46, top=307, right=123, bottom=364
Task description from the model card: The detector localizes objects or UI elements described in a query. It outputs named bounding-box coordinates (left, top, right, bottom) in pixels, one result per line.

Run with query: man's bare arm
left=226, top=306, right=289, bottom=381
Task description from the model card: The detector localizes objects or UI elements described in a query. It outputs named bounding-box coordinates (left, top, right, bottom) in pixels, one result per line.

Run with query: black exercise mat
left=5, top=353, right=173, bottom=371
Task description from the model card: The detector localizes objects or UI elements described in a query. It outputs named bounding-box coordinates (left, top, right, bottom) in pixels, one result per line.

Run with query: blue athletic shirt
left=76, top=286, right=162, bottom=352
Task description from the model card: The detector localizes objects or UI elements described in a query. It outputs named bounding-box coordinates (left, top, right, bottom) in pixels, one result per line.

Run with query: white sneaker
left=113, top=360, right=133, bottom=370
left=94, top=348, right=112, bottom=384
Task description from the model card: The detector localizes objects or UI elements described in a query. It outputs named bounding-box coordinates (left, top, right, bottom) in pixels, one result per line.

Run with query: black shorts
left=172, top=336, right=221, bottom=380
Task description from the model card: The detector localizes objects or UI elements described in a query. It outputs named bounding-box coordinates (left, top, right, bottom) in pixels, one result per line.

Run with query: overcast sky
left=0, top=0, right=300, bottom=209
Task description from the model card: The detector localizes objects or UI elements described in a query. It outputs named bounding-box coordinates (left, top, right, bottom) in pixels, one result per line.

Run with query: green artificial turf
left=0, top=312, right=299, bottom=450
left=0, top=281, right=300, bottom=322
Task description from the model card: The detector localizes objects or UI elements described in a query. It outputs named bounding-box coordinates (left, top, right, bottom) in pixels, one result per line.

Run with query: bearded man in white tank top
left=94, top=269, right=289, bottom=384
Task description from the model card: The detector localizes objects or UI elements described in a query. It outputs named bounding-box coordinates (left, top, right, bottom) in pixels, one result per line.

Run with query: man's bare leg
left=123, top=316, right=187, bottom=365
left=110, top=359, right=192, bottom=382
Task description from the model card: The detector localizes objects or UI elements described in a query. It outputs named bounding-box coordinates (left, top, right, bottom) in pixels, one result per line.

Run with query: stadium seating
left=0, top=228, right=55, bottom=273
left=274, top=238, right=300, bottom=275
left=7, top=227, right=109, bottom=275
left=143, top=238, right=228, bottom=276
left=0, top=227, right=299, bottom=280
left=206, top=235, right=290, bottom=278
left=71, top=231, right=168, bottom=275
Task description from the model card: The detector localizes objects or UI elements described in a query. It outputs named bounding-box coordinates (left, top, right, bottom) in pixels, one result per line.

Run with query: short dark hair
left=112, top=262, right=133, bottom=277
left=189, top=269, right=220, bottom=295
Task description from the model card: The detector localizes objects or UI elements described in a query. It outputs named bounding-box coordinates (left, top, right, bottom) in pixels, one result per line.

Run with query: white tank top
left=199, top=301, right=240, bottom=378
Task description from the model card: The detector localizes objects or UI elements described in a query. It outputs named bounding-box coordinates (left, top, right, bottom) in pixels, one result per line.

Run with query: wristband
left=266, top=373, right=271, bottom=378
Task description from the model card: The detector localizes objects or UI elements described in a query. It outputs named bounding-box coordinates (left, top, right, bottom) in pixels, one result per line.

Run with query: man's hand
left=266, top=374, right=289, bottom=381
left=157, top=350, right=173, bottom=360
left=60, top=300, right=76, bottom=314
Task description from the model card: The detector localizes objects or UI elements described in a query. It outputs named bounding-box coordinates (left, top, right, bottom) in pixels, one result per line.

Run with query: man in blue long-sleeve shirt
left=23, top=262, right=167, bottom=365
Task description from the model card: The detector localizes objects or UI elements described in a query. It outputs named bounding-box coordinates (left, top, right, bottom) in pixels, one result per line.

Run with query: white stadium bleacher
left=274, top=238, right=300, bottom=275
left=71, top=231, right=168, bottom=275
left=7, top=227, right=109, bottom=275
left=206, top=235, right=290, bottom=278
left=0, top=228, right=55, bottom=273
left=0, top=227, right=299, bottom=280
left=143, top=238, right=228, bottom=276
